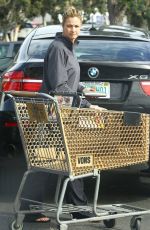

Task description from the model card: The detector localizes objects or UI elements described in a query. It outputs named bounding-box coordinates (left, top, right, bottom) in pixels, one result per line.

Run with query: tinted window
left=28, top=39, right=52, bottom=58
left=13, top=44, right=22, bottom=57
left=0, top=44, right=9, bottom=58
left=28, top=38, right=150, bottom=61
left=76, top=40, right=150, bottom=61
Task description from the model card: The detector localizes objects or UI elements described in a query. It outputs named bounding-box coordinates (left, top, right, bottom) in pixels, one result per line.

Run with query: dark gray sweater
left=41, top=33, right=90, bottom=107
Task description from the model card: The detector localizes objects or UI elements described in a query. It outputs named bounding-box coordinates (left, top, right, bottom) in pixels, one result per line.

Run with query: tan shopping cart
left=5, top=91, right=150, bottom=230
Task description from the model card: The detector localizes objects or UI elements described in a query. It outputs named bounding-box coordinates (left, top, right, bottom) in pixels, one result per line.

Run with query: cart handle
left=5, top=91, right=39, bottom=97
left=49, top=91, right=81, bottom=97
left=4, top=91, right=57, bottom=103
left=5, top=90, right=81, bottom=98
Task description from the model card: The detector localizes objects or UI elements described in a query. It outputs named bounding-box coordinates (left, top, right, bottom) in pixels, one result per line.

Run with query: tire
left=50, top=224, right=68, bottom=230
left=103, top=219, right=116, bottom=228
left=130, top=217, right=141, bottom=230
left=59, top=224, right=68, bottom=230
left=10, top=220, right=23, bottom=230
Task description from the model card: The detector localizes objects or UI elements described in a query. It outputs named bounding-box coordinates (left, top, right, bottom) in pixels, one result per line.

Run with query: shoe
left=71, top=211, right=96, bottom=219
left=24, top=213, right=50, bottom=223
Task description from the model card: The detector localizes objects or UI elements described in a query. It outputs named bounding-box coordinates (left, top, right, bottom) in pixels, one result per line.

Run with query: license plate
left=81, top=82, right=110, bottom=98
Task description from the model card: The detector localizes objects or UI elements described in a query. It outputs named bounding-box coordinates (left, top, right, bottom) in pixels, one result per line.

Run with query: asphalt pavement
left=1, top=169, right=150, bottom=230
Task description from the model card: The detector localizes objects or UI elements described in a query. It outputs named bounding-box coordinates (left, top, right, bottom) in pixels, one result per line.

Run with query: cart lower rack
left=5, top=91, right=150, bottom=230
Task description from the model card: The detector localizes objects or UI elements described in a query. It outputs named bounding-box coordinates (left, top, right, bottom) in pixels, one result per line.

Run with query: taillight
left=140, top=81, right=150, bottom=96
left=4, top=122, right=17, bottom=127
left=2, top=71, right=42, bottom=92
left=2, top=71, right=23, bottom=91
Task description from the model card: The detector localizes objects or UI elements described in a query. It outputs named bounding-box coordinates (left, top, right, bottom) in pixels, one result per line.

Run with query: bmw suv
left=1, top=24, right=150, bottom=158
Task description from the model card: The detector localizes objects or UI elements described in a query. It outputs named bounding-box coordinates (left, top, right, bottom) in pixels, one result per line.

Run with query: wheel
left=10, top=220, right=23, bottom=230
left=59, top=224, right=68, bottom=230
left=50, top=224, right=68, bottom=230
left=130, top=217, right=141, bottom=230
left=103, top=219, right=116, bottom=228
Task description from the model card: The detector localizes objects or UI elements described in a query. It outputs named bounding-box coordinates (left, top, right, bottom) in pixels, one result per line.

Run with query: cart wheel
left=130, top=217, right=141, bottom=230
left=10, top=220, right=23, bottom=230
left=59, top=224, right=68, bottom=230
left=103, top=219, right=116, bottom=228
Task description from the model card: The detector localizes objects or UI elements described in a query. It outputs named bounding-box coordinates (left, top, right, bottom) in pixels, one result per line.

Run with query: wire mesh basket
left=14, top=96, right=149, bottom=176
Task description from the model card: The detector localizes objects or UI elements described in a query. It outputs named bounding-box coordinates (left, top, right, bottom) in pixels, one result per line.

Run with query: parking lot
left=1, top=153, right=150, bottom=230
left=0, top=23, right=150, bottom=230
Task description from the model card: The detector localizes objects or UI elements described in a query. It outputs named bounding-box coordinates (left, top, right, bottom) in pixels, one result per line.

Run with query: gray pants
left=66, top=179, right=87, bottom=205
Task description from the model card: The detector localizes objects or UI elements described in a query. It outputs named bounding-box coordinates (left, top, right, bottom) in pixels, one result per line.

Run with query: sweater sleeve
left=77, top=82, right=85, bottom=92
left=80, top=99, right=91, bottom=108
left=77, top=83, right=91, bottom=107
left=46, top=45, right=73, bottom=92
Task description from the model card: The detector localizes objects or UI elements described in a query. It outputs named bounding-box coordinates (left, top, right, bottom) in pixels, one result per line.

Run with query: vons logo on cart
left=76, top=154, right=93, bottom=167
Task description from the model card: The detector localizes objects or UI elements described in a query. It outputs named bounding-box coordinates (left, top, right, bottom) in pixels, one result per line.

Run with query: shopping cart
left=4, top=91, right=150, bottom=230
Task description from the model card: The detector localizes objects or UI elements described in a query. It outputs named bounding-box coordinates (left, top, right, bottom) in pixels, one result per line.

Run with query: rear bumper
left=0, top=111, right=20, bottom=155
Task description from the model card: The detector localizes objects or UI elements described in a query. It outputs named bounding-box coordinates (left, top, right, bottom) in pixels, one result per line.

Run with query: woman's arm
left=45, top=45, right=73, bottom=92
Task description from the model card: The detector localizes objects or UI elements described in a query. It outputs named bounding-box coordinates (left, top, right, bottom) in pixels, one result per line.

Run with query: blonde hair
left=62, top=6, right=82, bottom=26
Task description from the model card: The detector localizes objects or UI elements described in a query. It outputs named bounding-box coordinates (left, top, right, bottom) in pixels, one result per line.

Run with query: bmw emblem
left=88, top=67, right=99, bottom=79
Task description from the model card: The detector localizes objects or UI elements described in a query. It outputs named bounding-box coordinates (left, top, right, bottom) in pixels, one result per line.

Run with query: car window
left=12, top=43, right=22, bottom=57
left=28, top=38, right=150, bottom=62
left=76, top=40, right=150, bottom=61
left=0, top=44, right=9, bottom=58
left=28, top=39, right=52, bottom=58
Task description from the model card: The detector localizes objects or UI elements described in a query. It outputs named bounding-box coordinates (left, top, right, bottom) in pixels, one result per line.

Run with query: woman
left=41, top=6, right=105, bottom=219
left=41, top=6, right=103, bottom=110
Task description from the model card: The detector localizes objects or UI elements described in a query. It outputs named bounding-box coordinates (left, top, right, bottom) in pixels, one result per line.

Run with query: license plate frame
left=81, top=82, right=110, bottom=98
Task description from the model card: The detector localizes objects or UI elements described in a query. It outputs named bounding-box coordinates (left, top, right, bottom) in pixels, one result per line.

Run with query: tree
left=26, top=0, right=68, bottom=25
left=1, top=0, right=149, bottom=41
left=127, top=0, right=150, bottom=29
left=0, top=0, right=10, bottom=6
left=0, top=0, right=29, bottom=40
left=0, top=0, right=43, bottom=41
left=107, top=0, right=129, bottom=25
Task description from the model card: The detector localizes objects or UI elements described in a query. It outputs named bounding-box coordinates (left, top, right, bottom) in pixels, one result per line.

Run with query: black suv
left=1, top=25, right=150, bottom=159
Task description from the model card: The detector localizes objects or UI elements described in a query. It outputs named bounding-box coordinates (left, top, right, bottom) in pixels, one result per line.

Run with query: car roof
left=32, top=24, right=150, bottom=41
left=0, top=41, right=22, bottom=44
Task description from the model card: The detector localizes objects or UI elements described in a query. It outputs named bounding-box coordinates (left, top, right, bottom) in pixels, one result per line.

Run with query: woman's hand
left=55, top=95, right=63, bottom=106
left=90, top=104, right=107, bottom=111
left=83, top=87, right=95, bottom=94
